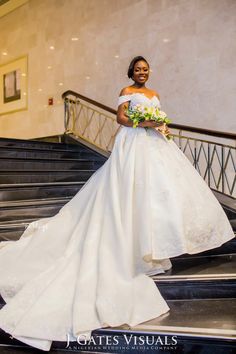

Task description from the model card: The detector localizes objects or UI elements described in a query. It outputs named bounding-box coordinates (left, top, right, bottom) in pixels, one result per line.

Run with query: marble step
left=0, top=299, right=235, bottom=353
left=106, top=298, right=236, bottom=343
left=169, top=252, right=236, bottom=278
left=0, top=146, right=107, bottom=160
left=0, top=198, right=69, bottom=222
left=154, top=253, right=236, bottom=299
left=0, top=137, right=87, bottom=151
left=0, top=157, right=104, bottom=170
left=0, top=182, right=84, bottom=202
left=0, top=170, right=95, bottom=184
left=0, top=223, right=27, bottom=241
left=157, top=277, right=236, bottom=300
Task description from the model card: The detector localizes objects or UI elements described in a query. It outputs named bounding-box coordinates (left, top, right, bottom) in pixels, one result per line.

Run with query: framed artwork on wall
left=0, top=55, right=28, bottom=115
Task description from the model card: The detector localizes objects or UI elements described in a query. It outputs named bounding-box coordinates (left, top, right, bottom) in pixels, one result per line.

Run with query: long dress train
left=0, top=93, right=234, bottom=351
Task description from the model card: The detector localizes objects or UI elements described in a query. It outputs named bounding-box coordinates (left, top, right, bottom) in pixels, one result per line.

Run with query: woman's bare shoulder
left=119, top=86, right=133, bottom=96
left=151, top=89, right=160, bottom=99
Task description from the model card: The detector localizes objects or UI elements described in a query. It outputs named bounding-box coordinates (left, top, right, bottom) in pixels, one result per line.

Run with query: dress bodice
left=118, top=92, right=161, bottom=109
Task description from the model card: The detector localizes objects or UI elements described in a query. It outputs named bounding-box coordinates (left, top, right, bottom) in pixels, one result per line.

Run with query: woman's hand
left=155, top=123, right=170, bottom=136
left=138, top=120, right=165, bottom=128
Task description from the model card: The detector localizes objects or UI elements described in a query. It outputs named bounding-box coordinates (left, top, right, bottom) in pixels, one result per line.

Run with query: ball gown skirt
left=0, top=96, right=234, bottom=351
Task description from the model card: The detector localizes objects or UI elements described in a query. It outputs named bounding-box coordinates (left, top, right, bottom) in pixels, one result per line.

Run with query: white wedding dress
left=0, top=93, right=234, bottom=351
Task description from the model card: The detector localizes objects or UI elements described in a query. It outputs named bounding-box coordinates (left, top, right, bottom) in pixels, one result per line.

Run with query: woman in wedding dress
left=0, top=56, right=234, bottom=351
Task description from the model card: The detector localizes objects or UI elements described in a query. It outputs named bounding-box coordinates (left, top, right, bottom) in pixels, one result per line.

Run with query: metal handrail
left=62, top=90, right=236, bottom=140
left=62, top=90, right=236, bottom=197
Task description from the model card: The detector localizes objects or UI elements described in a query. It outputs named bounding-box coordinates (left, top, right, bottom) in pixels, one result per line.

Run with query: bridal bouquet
left=126, top=104, right=172, bottom=140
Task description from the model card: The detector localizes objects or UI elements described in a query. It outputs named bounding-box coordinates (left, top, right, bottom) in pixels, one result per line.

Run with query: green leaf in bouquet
left=165, top=118, right=171, bottom=124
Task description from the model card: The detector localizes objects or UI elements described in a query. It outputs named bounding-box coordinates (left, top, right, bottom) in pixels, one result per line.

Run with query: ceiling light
left=71, top=37, right=79, bottom=41
left=47, top=66, right=52, bottom=69
left=163, top=38, right=170, bottom=43
left=49, top=46, right=55, bottom=50
left=2, top=52, right=7, bottom=56
left=86, top=76, right=90, bottom=80
left=114, top=55, right=119, bottom=58
left=38, top=88, right=42, bottom=92
left=59, top=82, right=63, bottom=86
left=21, top=73, right=26, bottom=77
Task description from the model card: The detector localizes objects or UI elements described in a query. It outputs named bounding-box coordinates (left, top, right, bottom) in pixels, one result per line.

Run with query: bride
left=0, top=56, right=234, bottom=351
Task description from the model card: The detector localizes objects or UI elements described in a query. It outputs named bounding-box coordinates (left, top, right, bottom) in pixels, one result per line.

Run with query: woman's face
left=132, top=60, right=149, bottom=84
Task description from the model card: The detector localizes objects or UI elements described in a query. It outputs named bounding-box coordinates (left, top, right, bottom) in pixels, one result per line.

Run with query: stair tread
left=0, top=181, right=84, bottom=188
left=0, top=137, right=77, bottom=145
left=213, top=190, right=236, bottom=212
left=0, top=156, right=104, bottom=162
left=0, top=147, right=102, bottom=156
left=1, top=137, right=87, bottom=146
left=0, top=221, right=31, bottom=229
left=0, top=297, right=235, bottom=338
left=155, top=274, right=236, bottom=283
left=0, top=197, right=71, bottom=208
left=0, top=218, right=42, bottom=226
left=0, top=169, right=96, bottom=172
left=0, top=144, right=92, bottom=153
left=123, top=298, right=236, bottom=339
left=153, top=253, right=236, bottom=281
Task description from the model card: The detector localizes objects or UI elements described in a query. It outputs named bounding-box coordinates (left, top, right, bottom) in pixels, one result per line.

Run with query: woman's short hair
left=127, top=56, right=149, bottom=79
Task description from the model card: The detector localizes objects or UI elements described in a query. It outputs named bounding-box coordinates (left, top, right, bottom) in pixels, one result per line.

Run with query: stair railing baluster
left=62, top=90, right=236, bottom=198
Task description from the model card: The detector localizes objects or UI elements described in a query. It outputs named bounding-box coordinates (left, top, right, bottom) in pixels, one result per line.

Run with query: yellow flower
left=145, top=106, right=155, bottom=115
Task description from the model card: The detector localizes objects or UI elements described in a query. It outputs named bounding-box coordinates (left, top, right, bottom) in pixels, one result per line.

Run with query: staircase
left=0, top=136, right=235, bottom=354
left=0, top=137, right=106, bottom=240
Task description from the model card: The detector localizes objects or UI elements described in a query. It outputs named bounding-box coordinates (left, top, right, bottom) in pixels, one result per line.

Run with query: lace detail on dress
left=117, top=93, right=161, bottom=109
left=118, top=95, right=132, bottom=106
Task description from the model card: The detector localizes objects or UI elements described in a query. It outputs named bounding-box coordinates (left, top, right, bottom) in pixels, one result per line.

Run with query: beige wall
left=0, top=0, right=235, bottom=139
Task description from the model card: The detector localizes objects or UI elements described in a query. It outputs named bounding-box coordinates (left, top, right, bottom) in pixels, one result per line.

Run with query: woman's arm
left=116, top=102, right=163, bottom=128
left=116, top=88, right=133, bottom=127
left=117, top=101, right=135, bottom=127
left=116, top=88, right=163, bottom=128
left=117, top=102, right=162, bottom=128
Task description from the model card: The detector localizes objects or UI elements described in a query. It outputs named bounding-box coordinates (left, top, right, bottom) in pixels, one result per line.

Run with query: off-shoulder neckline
left=119, top=92, right=160, bottom=102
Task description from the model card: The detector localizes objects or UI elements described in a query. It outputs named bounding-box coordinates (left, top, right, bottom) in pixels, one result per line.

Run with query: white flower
left=159, top=111, right=167, bottom=119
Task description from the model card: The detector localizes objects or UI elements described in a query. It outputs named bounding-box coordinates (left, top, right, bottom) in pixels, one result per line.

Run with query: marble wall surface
left=0, top=0, right=235, bottom=139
